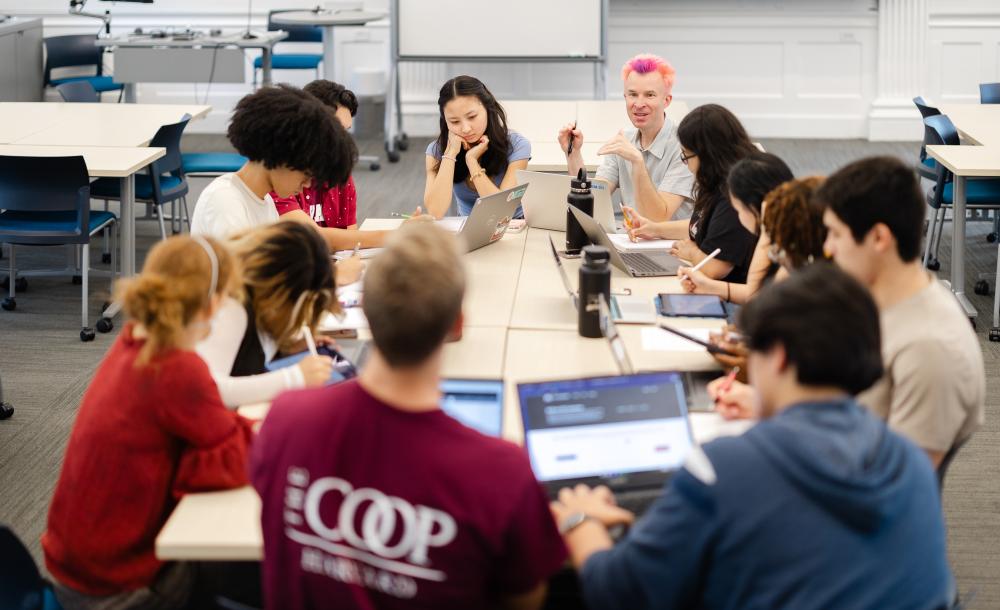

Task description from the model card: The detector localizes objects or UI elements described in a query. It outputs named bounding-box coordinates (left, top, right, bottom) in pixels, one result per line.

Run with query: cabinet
left=0, top=18, right=43, bottom=102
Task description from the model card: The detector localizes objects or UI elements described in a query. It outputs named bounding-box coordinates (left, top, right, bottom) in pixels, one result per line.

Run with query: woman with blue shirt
left=424, top=75, right=531, bottom=218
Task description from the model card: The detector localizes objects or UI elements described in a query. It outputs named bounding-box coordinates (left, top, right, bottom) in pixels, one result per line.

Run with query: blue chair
left=0, top=156, right=117, bottom=342
left=56, top=80, right=100, bottom=103
left=253, top=9, right=323, bottom=87
left=922, top=115, right=1000, bottom=272
left=90, top=118, right=191, bottom=239
left=980, top=82, right=1000, bottom=104
left=44, top=34, right=123, bottom=97
left=181, top=152, right=248, bottom=177
left=0, top=526, right=62, bottom=609
left=913, top=96, right=941, bottom=181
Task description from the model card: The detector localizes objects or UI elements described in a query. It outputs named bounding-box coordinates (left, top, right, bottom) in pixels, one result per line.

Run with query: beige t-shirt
left=858, top=278, right=985, bottom=454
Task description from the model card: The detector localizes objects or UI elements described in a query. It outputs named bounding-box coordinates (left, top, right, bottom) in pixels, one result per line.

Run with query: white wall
left=2, top=0, right=998, bottom=139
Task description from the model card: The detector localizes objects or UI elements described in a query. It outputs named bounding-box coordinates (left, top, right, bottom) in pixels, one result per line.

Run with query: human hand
left=297, top=354, right=334, bottom=387
left=335, top=255, right=364, bottom=287
left=464, top=135, right=490, bottom=165
left=445, top=131, right=464, bottom=157
left=558, top=122, right=583, bottom=155
left=597, top=130, right=642, bottom=164
left=622, top=206, right=660, bottom=241
left=678, top=266, right=712, bottom=294
left=550, top=484, right=636, bottom=529
left=670, top=239, right=700, bottom=264
left=404, top=205, right=433, bottom=223
left=707, top=377, right=756, bottom=420
left=708, top=326, right=748, bottom=372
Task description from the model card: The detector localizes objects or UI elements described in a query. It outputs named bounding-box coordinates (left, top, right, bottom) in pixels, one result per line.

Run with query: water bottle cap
left=582, top=245, right=610, bottom=265
left=571, top=167, right=591, bottom=190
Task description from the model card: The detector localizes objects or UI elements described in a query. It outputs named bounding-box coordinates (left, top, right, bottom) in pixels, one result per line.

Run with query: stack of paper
left=333, top=247, right=383, bottom=261
left=640, top=327, right=713, bottom=352
left=607, top=233, right=675, bottom=253
left=319, top=308, right=369, bottom=332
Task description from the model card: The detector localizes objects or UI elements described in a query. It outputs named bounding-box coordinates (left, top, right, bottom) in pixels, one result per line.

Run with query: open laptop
left=569, top=205, right=679, bottom=277
left=548, top=235, right=657, bottom=324
left=516, top=170, right=616, bottom=232
left=518, top=371, right=695, bottom=516
left=599, top=294, right=719, bottom=413
left=439, top=378, right=504, bottom=437
left=448, top=184, right=529, bottom=252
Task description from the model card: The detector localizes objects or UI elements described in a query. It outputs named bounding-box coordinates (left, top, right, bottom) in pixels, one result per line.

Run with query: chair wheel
left=926, top=258, right=941, bottom=271
left=396, top=133, right=410, bottom=151
left=988, top=233, right=998, bottom=243
left=385, top=142, right=401, bottom=163
left=102, top=253, right=112, bottom=264
left=96, top=317, right=114, bottom=333
left=80, top=327, right=96, bottom=342
left=72, top=275, right=82, bottom=285
left=990, top=328, right=1000, bottom=342
left=974, top=280, right=990, bottom=295
left=0, top=402, right=13, bottom=420
left=369, top=163, right=381, bottom=171
left=1, top=297, right=14, bottom=311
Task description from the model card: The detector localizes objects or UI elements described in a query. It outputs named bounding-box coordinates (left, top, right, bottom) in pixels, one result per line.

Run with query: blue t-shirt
left=425, top=131, right=531, bottom=216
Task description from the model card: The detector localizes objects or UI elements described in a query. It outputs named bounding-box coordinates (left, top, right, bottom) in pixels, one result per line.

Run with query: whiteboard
left=397, top=0, right=603, bottom=60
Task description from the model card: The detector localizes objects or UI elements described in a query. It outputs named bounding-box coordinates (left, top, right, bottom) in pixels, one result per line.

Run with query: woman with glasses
left=196, top=221, right=341, bottom=408
left=625, top=104, right=759, bottom=283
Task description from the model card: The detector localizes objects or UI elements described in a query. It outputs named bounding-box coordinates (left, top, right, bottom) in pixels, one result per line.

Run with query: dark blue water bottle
left=566, top=168, right=594, bottom=254
left=578, top=245, right=611, bottom=338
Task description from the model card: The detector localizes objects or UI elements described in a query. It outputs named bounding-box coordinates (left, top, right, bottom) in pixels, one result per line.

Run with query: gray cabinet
left=0, top=18, right=43, bottom=102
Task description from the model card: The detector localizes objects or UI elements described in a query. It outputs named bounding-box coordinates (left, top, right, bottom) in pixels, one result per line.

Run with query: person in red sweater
left=43, top=234, right=254, bottom=610
left=271, top=79, right=424, bottom=252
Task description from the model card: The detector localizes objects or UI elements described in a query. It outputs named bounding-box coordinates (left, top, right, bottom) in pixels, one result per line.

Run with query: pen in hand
left=566, top=121, right=578, bottom=156
left=714, top=366, right=740, bottom=409
left=302, top=325, right=319, bottom=356
left=620, top=205, right=637, bottom=243
left=681, top=248, right=722, bottom=280
left=390, top=212, right=412, bottom=219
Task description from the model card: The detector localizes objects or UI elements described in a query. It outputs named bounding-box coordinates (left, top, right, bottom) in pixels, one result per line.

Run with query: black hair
left=434, top=75, right=511, bottom=184
left=677, top=104, right=758, bottom=217
left=738, top=262, right=883, bottom=395
left=228, top=84, right=357, bottom=187
left=727, top=152, right=795, bottom=229
left=814, top=156, right=925, bottom=262
left=304, top=79, right=359, bottom=116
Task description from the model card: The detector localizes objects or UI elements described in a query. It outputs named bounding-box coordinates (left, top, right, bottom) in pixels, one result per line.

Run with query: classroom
left=0, top=0, right=998, bottom=608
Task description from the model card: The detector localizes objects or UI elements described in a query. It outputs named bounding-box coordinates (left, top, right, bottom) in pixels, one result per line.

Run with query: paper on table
left=641, top=327, right=713, bottom=352
left=319, top=308, right=368, bottom=332
left=333, top=248, right=382, bottom=261
left=436, top=217, right=467, bottom=233
left=607, top=233, right=675, bottom=252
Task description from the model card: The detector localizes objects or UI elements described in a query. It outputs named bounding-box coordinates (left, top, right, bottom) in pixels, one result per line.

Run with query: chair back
left=146, top=118, right=191, bottom=202
left=923, top=115, right=960, bottom=209
left=268, top=9, right=323, bottom=43
left=56, top=80, right=100, bottom=103
left=0, top=156, right=91, bottom=243
left=980, top=82, right=1000, bottom=104
left=0, top=525, right=48, bottom=610
left=913, top=96, right=941, bottom=119
left=44, top=34, right=104, bottom=85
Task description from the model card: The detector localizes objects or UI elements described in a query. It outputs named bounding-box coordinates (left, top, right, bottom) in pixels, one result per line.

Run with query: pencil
left=302, top=325, right=319, bottom=356
left=391, top=212, right=412, bottom=219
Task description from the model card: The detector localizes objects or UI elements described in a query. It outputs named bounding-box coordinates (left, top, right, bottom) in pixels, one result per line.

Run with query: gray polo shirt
left=595, top=116, right=695, bottom=219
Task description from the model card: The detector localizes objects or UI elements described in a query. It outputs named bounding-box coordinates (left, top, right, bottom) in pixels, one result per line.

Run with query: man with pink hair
left=559, top=53, right=693, bottom=222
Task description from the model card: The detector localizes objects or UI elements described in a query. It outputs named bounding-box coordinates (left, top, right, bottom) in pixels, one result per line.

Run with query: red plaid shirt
left=272, top=177, right=358, bottom=229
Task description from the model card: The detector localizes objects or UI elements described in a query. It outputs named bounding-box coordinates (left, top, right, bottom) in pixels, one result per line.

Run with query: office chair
left=980, top=82, right=1000, bottom=104
left=252, top=9, right=323, bottom=87
left=181, top=152, right=249, bottom=178
left=0, top=526, right=62, bottom=609
left=912, top=96, right=941, bottom=181
left=0, top=156, right=117, bottom=342
left=44, top=34, right=123, bottom=97
left=56, top=80, right=101, bottom=103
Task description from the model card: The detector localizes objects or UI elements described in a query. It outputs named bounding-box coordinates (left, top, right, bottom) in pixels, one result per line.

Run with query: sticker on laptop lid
left=507, top=186, right=527, bottom=202
left=490, top=216, right=512, bottom=242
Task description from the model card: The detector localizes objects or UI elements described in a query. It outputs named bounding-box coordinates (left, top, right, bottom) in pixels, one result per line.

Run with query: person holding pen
left=624, top=104, right=759, bottom=283
left=559, top=53, right=694, bottom=222
left=423, top=75, right=531, bottom=219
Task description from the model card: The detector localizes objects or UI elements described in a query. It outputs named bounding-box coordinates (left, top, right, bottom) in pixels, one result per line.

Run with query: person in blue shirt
left=423, top=75, right=531, bottom=218
left=550, top=263, right=954, bottom=610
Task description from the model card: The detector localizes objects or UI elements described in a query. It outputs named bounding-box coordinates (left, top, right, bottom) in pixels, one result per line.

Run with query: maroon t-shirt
left=250, top=379, right=567, bottom=610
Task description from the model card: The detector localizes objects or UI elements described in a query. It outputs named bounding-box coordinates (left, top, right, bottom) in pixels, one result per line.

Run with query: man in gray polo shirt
left=559, top=53, right=694, bottom=221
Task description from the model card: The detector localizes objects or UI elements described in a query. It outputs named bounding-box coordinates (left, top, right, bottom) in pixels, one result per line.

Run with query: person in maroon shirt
left=43, top=235, right=254, bottom=610
left=251, top=223, right=567, bottom=610
left=271, top=80, right=424, bottom=252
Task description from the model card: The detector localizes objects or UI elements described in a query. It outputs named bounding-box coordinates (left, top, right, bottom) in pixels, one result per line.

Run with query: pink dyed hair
left=621, top=53, right=676, bottom=94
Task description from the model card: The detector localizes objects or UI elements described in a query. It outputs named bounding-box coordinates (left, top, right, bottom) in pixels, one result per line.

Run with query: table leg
left=322, top=25, right=336, bottom=80
left=120, top=174, right=136, bottom=277
left=124, top=83, right=137, bottom=103
left=950, top=175, right=977, bottom=318
left=261, top=47, right=273, bottom=87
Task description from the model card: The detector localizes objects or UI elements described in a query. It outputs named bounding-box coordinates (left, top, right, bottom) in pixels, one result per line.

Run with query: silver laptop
left=452, top=184, right=529, bottom=252
left=516, top=170, right=616, bottom=232
left=568, top=205, right=679, bottom=277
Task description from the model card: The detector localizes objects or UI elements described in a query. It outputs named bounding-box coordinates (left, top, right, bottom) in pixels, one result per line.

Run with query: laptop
left=439, top=378, right=504, bottom=437
left=549, top=235, right=656, bottom=324
left=599, top=294, right=719, bottom=413
left=449, top=184, right=529, bottom=252
left=517, top=371, right=695, bottom=516
left=569, top=206, right=680, bottom=277
left=516, top=170, right=616, bottom=232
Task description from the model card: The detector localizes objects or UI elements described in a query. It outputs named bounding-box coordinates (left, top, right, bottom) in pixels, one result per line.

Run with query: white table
left=270, top=9, right=386, bottom=81
left=937, top=104, right=1000, bottom=147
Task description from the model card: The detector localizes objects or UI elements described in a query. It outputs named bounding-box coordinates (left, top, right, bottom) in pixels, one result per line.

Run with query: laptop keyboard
left=616, top=489, right=663, bottom=516
left=621, top=252, right=669, bottom=275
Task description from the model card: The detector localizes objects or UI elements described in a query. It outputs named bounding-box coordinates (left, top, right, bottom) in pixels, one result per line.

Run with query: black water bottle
left=578, top=245, right=612, bottom=338
left=566, top=168, right=594, bottom=254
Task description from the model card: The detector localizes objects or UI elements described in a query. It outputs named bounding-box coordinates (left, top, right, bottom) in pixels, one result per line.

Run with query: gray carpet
left=1, top=136, right=998, bottom=605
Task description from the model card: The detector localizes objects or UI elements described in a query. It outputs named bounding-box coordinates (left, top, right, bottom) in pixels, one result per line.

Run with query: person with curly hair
left=191, top=84, right=358, bottom=240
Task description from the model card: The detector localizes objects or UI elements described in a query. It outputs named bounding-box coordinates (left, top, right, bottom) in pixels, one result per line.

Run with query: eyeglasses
left=680, top=151, right=697, bottom=165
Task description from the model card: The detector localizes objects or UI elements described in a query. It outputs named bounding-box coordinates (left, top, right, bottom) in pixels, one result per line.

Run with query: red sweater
left=43, top=323, right=254, bottom=596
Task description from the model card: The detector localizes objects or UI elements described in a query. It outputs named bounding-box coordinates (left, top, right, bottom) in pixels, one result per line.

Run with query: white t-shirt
left=190, top=173, right=279, bottom=239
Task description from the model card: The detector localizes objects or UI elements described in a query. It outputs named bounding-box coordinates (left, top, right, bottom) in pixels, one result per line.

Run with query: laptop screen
left=518, top=372, right=693, bottom=483
left=440, top=379, right=504, bottom=437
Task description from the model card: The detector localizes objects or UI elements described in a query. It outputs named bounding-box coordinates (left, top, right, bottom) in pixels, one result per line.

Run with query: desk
left=97, top=32, right=286, bottom=102
left=937, top=104, right=1000, bottom=147
left=270, top=10, right=387, bottom=81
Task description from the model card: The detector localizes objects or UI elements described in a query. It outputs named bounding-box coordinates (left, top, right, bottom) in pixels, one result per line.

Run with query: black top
left=230, top=298, right=267, bottom=377
left=688, top=193, right=758, bottom=284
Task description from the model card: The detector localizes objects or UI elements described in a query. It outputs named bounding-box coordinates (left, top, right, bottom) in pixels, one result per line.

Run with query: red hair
left=621, top=53, right=676, bottom=94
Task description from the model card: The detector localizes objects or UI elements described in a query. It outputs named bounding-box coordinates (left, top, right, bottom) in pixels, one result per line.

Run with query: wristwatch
left=559, top=511, right=595, bottom=535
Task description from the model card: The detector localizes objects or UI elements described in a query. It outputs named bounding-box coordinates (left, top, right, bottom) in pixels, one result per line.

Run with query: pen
left=715, top=366, right=740, bottom=406
left=682, top=248, right=722, bottom=279
left=620, top=204, right=637, bottom=243
left=391, top=212, right=412, bottom=219
left=566, top=121, right=577, bottom=156
left=352, top=241, right=361, bottom=257
left=302, top=325, right=319, bottom=357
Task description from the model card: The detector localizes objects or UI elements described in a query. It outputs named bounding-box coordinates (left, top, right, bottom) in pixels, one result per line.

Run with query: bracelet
left=726, top=282, right=731, bottom=302
left=469, top=167, right=486, bottom=180
left=441, top=154, right=457, bottom=163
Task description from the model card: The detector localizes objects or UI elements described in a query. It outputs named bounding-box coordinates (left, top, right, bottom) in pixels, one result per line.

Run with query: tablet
left=657, top=294, right=727, bottom=318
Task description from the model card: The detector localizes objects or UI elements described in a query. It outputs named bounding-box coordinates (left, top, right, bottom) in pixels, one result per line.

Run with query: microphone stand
left=242, top=0, right=257, bottom=39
